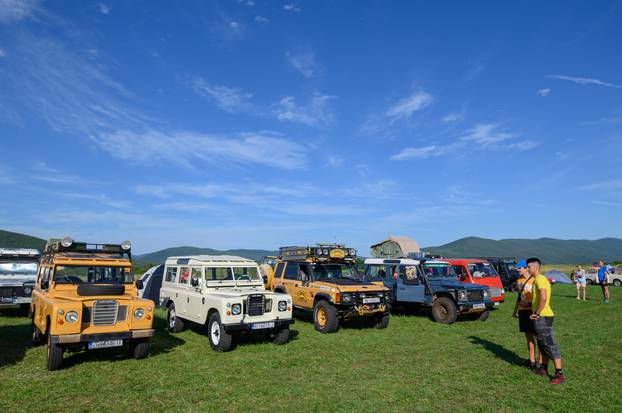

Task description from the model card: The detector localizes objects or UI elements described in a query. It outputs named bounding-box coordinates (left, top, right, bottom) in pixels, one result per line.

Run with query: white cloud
left=283, top=4, right=301, bottom=12
left=537, top=88, right=551, bottom=96
left=94, top=130, right=309, bottom=170
left=229, top=21, right=240, bottom=29
left=191, top=78, right=253, bottom=113
left=254, top=15, right=269, bottom=23
left=238, top=0, right=255, bottom=6
left=31, top=162, right=89, bottom=185
left=0, top=164, right=13, bottom=184
left=555, top=151, right=569, bottom=159
left=0, top=48, right=5, bottom=58
left=0, top=0, right=39, bottom=22
left=391, top=123, right=537, bottom=161
left=286, top=50, right=323, bottom=78
left=272, top=92, right=335, bottom=127
left=579, top=179, right=622, bottom=191
left=324, top=155, right=344, bottom=169
left=442, top=112, right=463, bottom=123
left=385, top=91, right=433, bottom=124
left=547, top=75, right=622, bottom=89
left=98, top=3, right=110, bottom=14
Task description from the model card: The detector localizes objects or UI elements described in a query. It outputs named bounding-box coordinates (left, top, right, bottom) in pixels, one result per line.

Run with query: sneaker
left=576, top=297, right=580, bottom=300
left=604, top=299, right=609, bottom=303
left=549, top=372, right=565, bottom=385
left=532, top=367, right=548, bottom=377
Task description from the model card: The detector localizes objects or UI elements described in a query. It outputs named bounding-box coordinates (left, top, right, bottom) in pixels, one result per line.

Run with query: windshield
left=312, top=263, right=360, bottom=280
left=54, top=265, right=133, bottom=284
left=467, top=263, right=498, bottom=278
left=422, top=263, right=456, bottom=279
left=231, top=266, right=261, bottom=281
left=0, top=262, right=38, bottom=275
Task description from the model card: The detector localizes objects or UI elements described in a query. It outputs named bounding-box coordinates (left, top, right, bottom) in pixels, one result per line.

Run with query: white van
left=159, top=255, right=293, bottom=351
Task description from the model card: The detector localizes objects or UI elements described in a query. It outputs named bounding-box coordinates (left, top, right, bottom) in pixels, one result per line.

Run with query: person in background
left=597, top=260, right=610, bottom=303
left=528, top=257, right=565, bottom=385
left=574, top=265, right=587, bottom=301
left=512, top=259, right=538, bottom=369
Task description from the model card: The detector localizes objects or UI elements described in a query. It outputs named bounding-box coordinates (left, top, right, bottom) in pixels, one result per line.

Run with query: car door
left=185, top=266, right=204, bottom=322
left=395, top=265, right=425, bottom=303
left=280, top=263, right=302, bottom=307
left=176, top=266, right=191, bottom=316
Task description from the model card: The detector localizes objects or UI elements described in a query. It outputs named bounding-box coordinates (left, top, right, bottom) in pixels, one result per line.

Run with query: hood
left=53, top=293, right=136, bottom=302
left=429, top=278, right=486, bottom=290
left=471, top=277, right=503, bottom=288
left=315, top=278, right=386, bottom=292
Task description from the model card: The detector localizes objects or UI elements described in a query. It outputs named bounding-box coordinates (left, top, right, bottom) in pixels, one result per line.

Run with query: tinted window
left=452, top=265, right=467, bottom=279
left=165, top=267, right=178, bottom=283
left=178, top=267, right=190, bottom=284
left=283, top=263, right=299, bottom=280
left=206, top=267, right=234, bottom=281
left=274, top=263, right=285, bottom=279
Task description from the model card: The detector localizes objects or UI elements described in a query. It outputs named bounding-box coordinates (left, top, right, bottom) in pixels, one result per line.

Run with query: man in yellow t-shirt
left=511, top=260, right=537, bottom=369
left=527, top=258, right=564, bottom=385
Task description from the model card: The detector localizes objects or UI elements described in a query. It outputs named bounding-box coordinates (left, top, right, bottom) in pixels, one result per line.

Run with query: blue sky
left=1, top=0, right=621, bottom=254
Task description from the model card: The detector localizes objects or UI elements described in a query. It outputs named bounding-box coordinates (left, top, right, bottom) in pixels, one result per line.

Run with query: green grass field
left=1, top=284, right=621, bottom=412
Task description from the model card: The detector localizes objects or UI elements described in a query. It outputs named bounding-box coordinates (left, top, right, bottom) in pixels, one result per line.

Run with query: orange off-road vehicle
left=30, top=238, right=155, bottom=370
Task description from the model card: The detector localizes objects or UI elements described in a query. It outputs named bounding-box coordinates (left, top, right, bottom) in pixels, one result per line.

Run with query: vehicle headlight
left=349, top=249, right=356, bottom=256
left=483, top=289, right=490, bottom=299
left=121, top=240, right=132, bottom=251
left=315, top=248, right=322, bottom=255
left=65, top=311, right=78, bottom=323
left=500, top=288, right=505, bottom=295
left=231, top=304, right=241, bottom=315
left=278, top=301, right=287, bottom=311
left=322, top=248, right=329, bottom=255
left=341, top=293, right=354, bottom=302
left=134, top=308, right=145, bottom=319
left=457, top=290, right=467, bottom=301
left=23, top=286, right=32, bottom=295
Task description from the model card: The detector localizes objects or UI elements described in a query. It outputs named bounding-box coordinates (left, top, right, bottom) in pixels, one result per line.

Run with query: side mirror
left=135, top=279, right=144, bottom=290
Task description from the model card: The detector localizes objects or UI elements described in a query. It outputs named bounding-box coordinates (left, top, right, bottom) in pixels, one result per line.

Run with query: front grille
left=467, top=290, right=484, bottom=301
left=92, top=300, right=118, bottom=326
left=247, top=294, right=264, bottom=316
left=0, top=286, right=23, bottom=298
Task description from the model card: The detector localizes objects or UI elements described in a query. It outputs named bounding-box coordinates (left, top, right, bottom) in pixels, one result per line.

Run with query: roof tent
left=370, top=236, right=421, bottom=259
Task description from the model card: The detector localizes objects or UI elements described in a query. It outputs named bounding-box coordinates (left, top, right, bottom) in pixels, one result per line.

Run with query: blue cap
left=516, top=259, right=527, bottom=269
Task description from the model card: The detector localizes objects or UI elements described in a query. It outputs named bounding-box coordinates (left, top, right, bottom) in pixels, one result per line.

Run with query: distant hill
left=134, top=246, right=278, bottom=266
left=0, top=229, right=46, bottom=251
left=425, top=237, right=622, bottom=264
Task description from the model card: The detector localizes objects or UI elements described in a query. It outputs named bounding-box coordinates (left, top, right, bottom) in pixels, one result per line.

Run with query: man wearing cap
left=528, top=257, right=565, bottom=385
left=512, top=259, right=537, bottom=369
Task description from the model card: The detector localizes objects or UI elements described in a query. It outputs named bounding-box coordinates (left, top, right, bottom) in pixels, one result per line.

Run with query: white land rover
left=0, top=248, right=39, bottom=312
left=159, top=255, right=294, bottom=351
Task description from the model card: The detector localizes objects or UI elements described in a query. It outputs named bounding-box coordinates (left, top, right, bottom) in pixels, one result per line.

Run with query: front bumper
left=51, top=329, right=155, bottom=345
left=339, top=303, right=389, bottom=318
left=457, top=301, right=494, bottom=313
left=223, top=318, right=294, bottom=333
left=0, top=296, right=31, bottom=308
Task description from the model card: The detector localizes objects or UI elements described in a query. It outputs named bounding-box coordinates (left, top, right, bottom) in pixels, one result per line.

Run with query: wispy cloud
left=385, top=91, right=434, bottom=124
left=324, top=155, right=344, bottom=169
left=0, top=164, right=13, bottom=184
left=579, top=179, right=622, bottom=191
left=547, top=75, right=622, bottom=89
left=391, top=123, right=537, bottom=161
left=191, top=77, right=253, bottom=113
left=31, top=162, right=89, bottom=185
left=286, top=50, right=323, bottom=78
left=0, top=48, right=6, bottom=58
left=254, top=15, right=269, bottom=23
left=537, top=88, right=551, bottom=96
left=442, top=111, right=464, bottom=123
left=94, top=130, right=309, bottom=170
left=98, top=3, right=110, bottom=15
left=283, top=4, right=301, bottom=12
left=272, top=92, right=335, bottom=127
left=581, top=116, right=622, bottom=125
left=0, top=0, right=39, bottom=23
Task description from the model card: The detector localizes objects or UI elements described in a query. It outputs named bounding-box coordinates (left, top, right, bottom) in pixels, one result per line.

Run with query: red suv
left=447, top=259, right=505, bottom=306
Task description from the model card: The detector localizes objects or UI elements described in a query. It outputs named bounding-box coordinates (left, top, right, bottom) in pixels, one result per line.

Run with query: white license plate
left=473, top=303, right=485, bottom=310
left=0, top=297, right=15, bottom=303
left=88, top=339, right=123, bottom=349
left=250, top=322, right=275, bottom=330
left=494, top=302, right=500, bottom=306
left=363, top=297, right=380, bottom=304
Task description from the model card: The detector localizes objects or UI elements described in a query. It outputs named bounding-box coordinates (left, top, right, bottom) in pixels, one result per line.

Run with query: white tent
left=370, top=236, right=421, bottom=259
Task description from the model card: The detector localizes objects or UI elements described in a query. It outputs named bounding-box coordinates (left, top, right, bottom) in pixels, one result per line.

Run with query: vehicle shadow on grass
left=187, top=322, right=300, bottom=349
left=468, top=336, right=523, bottom=366
left=62, top=316, right=185, bottom=369
left=0, top=320, right=32, bottom=368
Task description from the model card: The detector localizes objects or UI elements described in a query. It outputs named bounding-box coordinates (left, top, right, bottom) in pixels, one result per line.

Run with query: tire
left=130, top=339, right=150, bottom=359
left=586, top=279, right=593, bottom=285
left=31, top=315, right=44, bottom=346
left=313, top=300, right=339, bottom=334
left=207, top=312, right=233, bottom=352
left=431, top=297, right=457, bottom=324
left=167, top=303, right=184, bottom=333
left=374, top=313, right=390, bottom=329
left=46, top=335, right=63, bottom=371
left=613, top=279, right=621, bottom=287
left=478, top=309, right=490, bottom=321
left=270, top=327, right=290, bottom=345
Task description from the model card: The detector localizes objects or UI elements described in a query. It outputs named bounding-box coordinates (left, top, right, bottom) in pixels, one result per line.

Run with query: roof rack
left=43, top=237, right=131, bottom=258
left=0, top=248, right=40, bottom=258
left=279, top=244, right=357, bottom=262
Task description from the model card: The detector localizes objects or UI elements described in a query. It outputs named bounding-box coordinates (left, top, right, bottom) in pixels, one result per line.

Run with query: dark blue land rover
left=363, top=257, right=494, bottom=324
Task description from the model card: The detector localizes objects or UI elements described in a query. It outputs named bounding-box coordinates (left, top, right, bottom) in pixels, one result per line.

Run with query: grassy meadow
left=1, top=284, right=621, bottom=412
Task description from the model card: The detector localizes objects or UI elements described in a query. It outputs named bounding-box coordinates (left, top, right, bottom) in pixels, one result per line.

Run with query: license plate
left=473, top=303, right=485, bottom=310
left=88, top=339, right=123, bottom=349
left=363, top=297, right=380, bottom=304
left=494, top=302, right=500, bottom=307
left=0, top=297, right=15, bottom=303
left=250, top=322, right=275, bottom=330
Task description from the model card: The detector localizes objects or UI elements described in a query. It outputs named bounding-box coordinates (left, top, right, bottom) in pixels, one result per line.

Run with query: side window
left=298, top=264, right=310, bottom=282
left=178, top=267, right=190, bottom=284
left=283, top=263, right=299, bottom=280
left=366, top=265, right=387, bottom=279
left=274, top=263, right=285, bottom=279
left=165, top=267, right=178, bottom=283
left=452, top=265, right=466, bottom=280
left=191, top=267, right=202, bottom=285
left=207, top=267, right=233, bottom=281
left=401, top=265, right=420, bottom=285
left=40, top=267, right=50, bottom=290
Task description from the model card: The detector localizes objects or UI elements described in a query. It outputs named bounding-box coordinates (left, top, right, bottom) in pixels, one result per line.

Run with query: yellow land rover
left=269, top=244, right=390, bottom=333
left=30, top=238, right=155, bottom=370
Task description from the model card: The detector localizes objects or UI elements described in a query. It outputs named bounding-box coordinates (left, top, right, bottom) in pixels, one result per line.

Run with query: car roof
left=364, top=258, right=420, bottom=265
left=446, top=258, right=488, bottom=265
left=165, top=255, right=256, bottom=265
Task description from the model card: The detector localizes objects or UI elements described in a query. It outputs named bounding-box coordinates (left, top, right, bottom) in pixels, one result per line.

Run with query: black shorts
left=533, top=316, right=561, bottom=360
left=518, top=310, right=535, bottom=334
